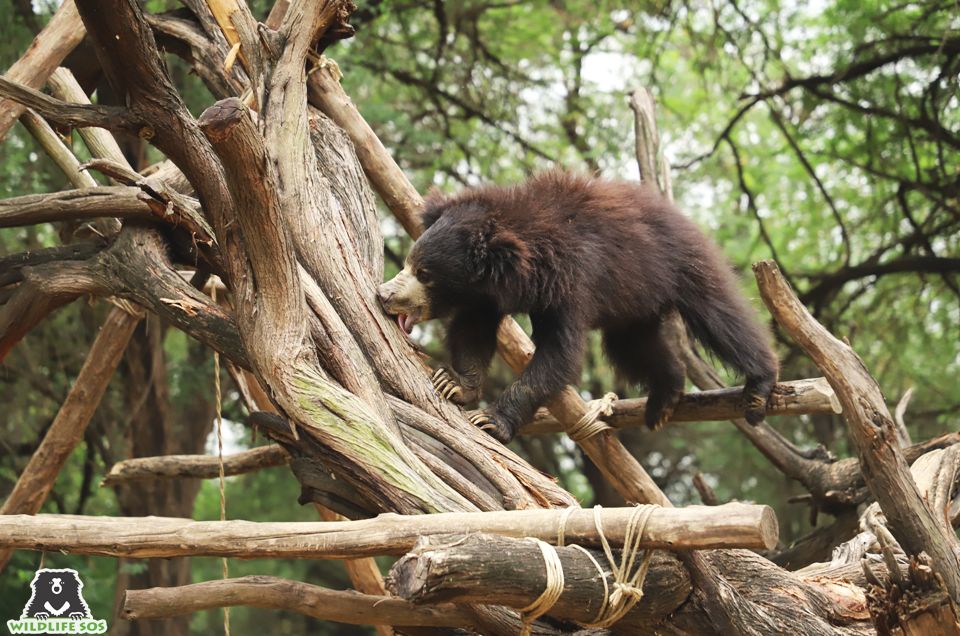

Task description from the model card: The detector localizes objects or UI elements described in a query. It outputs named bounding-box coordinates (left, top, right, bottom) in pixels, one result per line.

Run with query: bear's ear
left=420, top=187, right=447, bottom=230
left=468, top=220, right=531, bottom=282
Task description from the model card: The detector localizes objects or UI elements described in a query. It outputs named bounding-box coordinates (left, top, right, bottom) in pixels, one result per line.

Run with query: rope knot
left=567, top=392, right=618, bottom=441
left=520, top=503, right=659, bottom=632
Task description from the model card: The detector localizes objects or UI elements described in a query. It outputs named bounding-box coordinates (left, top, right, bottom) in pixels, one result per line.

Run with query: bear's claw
left=468, top=410, right=514, bottom=443
left=432, top=367, right=464, bottom=402
left=69, top=613, right=86, bottom=620
left=468, top=410, right=491, bottom=427
left=743, top=391, right=769, bottom=425
left=647, top=405, right=675, bottom=431
left=644, top=388, right=683, bottom=431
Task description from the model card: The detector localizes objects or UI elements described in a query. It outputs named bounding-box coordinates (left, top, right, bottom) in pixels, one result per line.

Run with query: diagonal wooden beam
left=0, top=306, right=142, bottom=571
left=0, top=0, right=86, bottom=141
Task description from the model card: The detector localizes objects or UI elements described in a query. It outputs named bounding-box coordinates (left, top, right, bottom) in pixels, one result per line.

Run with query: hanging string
left=212, top=284, right=230, bottom=636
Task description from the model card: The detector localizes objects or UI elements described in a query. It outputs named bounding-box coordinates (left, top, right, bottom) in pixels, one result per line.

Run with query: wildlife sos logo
left=6, top=568, right=107, bottom=634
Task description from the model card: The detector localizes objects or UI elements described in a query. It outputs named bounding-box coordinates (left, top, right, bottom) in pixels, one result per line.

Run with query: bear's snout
left=376, top=282, right=395, bottom=307
left=378, top=267, right=431, bottom=334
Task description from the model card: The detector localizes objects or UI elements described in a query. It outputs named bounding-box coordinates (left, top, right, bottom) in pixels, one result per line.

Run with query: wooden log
left=0, top=503, right=778, bottom=559
left=121, top=575, right=473, bottom=628
left=524, top=377, right=841, bottom=433
left=0, top=306, right=141, bottom=570
left=389, top=533, right=691, bottom=633
left=864, top=552, right=960, bottom=635
left=0, top=187, right=152, bottom=228
left=101, top=445, right=289, bottom=485
left=755, top=260, right=960, bottom=603
left=0, top=0, right=86, bottom=141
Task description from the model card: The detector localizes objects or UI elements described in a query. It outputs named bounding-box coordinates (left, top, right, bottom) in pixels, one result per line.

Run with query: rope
left=519, top=539, right=565, bottom=636
left=105, top=296, right=145, bottom=319
left=566, top=392, right=618, bottom=441
left=527, top=504, right=658, bottom=631
left=582, top=504, right=656, bottom=628
left=212, top=285, right=230, bottom=636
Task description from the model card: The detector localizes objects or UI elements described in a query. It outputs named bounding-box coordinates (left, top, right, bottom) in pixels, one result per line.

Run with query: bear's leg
left=438, top=306, right=501, bottom=405
left=676, top=274, right=778, bottom=424
left=480, top=310, right=585, bottom=442
left=603, top=317, right=686, bottom=430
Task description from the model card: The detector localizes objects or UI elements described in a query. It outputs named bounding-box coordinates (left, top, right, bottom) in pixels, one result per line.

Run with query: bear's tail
left=676, top=262, right=778, bottom=424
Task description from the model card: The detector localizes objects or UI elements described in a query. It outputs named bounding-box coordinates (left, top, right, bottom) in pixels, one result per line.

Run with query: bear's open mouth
left=397, top=312, right=418, bottom=334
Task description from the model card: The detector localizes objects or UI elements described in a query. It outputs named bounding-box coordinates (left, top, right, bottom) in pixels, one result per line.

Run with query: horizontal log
left=389, top=533, right=691, bottom=632
left=525, top=377, right=840, bottom=434
left=0, top=186, right=151, bottom=228
left=101, top=445, right=288, bottom=486
left=0, top=502, right=777, bottom=560
left=122, top=575, right=473, bottom=628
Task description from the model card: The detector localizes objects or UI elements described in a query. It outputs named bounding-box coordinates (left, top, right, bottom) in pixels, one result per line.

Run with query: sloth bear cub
left=378, top=171, right=778, bottom=443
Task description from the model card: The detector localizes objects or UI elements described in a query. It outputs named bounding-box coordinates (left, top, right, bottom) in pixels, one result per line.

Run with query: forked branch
left=755, top=259, right=960, bottom=602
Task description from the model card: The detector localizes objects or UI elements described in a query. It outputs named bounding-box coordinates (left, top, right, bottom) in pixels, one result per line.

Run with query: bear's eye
left=416, top=268, right=432, bottom=284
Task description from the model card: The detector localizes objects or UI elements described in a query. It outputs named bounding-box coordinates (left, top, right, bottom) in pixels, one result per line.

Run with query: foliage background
left=0, top=0, right=957, bottom=633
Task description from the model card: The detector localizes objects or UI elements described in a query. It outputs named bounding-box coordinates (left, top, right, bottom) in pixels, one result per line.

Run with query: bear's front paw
left=467, top=410, right=515, bottom=443
left=69, top=612, right=87, bottom=620
left=33, top=613, right=49, bottom=620
left=432, top=368, right=478, bottom=405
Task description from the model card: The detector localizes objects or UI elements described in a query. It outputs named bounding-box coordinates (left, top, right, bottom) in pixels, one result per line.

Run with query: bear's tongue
left=398, top=313, right=415, bottom=334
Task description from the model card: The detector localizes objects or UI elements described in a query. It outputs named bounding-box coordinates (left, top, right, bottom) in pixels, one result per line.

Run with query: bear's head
left=377, top=194, right=530, bottom=333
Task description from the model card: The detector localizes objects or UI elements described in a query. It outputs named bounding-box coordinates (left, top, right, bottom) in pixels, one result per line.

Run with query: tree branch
left=0, top=242, right=102, bottom=287
left=0, top=0, right=86, bottom=140
left=755, top=259, right=960, bottom=603
left=0, top=258, right=105, bottom=362
left=525, top=377, right=841, bottom=433
left=747, top=37, right=960, bottom=101
left=101, top=445, right=289, bottom=486
left=0, top=187, right=152, bottom=228
left=0, top=76, right=132, bottom=131
left=121, top=576, right=473, bottom=628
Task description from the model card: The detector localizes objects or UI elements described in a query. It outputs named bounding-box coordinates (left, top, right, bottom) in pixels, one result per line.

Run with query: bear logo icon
left=20, top=568, right=92, bottom=621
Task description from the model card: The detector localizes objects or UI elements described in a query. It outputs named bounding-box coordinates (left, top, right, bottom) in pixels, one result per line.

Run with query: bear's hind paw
left=644, top=388, right=682, bottom=431
left=743, top=391, right=770, bottom=425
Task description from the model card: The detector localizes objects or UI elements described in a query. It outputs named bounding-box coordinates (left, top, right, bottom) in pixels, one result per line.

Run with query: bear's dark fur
left=21, top=568, right=91, bottom=621
left=378, top=171, right=779, bottom=442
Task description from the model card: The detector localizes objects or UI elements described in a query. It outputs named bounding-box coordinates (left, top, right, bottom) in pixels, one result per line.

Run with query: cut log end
left=197, top=97, right=248, bottom=139
left=759, top=505, right=779, bottom=551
